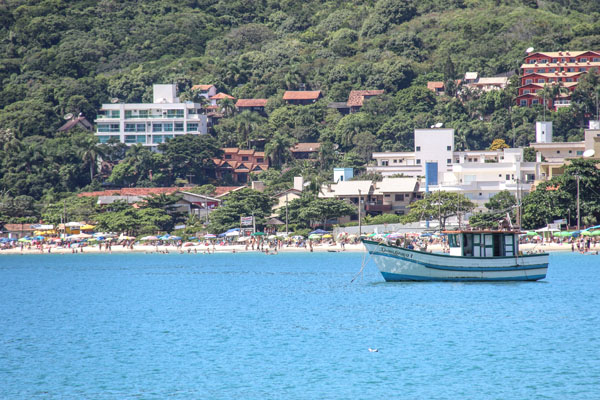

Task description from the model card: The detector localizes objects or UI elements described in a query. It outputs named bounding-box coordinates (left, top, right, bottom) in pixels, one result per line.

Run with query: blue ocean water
left=0, top=252, right=598, bottom=399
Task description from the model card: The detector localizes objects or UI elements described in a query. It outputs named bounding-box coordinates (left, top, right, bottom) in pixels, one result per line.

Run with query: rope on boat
left=351, top=242, right=382, bottom=283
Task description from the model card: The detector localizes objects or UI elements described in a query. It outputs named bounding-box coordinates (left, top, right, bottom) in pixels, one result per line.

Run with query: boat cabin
left=445, top=231, right=519, bottom=258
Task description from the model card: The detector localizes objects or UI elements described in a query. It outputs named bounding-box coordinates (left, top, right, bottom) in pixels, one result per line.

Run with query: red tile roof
left=283, top=91, right=322, bottom=100
left=236, top=99, right=268, bottom=107
left=214, top=186, right=246, bottom=197
left=58, top=116, right=93, bottom=132
left=78, top=187, right=194, bottom=197
left=427, top=81, right=445, bottom=90
left=3, top=223, right=36, bottom=232
left=346, top=90, right=384, bottom=107
left=291, top=142, right=321, bottom=152
left=192, top=84, right=215, bottom=91
left=238, top=149, right=255, bottom=155
left=210, top=93, right=235, bottom=100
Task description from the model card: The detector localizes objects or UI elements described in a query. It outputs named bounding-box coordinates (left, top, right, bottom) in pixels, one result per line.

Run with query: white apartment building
left=368, top=128, right=538, bottom=207
left=95, top=84, right=208, bottom=147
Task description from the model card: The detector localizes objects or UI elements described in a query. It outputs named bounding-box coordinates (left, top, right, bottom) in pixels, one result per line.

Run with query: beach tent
left=225, top=230, right=240, bottom=237
left=140, top=235, right=158, bottom=241
left=309, top=229, right=329, bottom=235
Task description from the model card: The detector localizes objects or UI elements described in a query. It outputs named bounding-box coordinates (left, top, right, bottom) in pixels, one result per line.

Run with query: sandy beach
left=0, top=241, right=583, bottom=255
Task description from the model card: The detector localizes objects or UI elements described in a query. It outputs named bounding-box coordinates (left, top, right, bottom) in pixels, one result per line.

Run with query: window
left=257, top=158, right=263, bottom=163
left=577, top=151, right=583, bottom=156
left=447, top=146, right=451, bottom=151
left=97, top=135, right=117, bottom=143
left=125, top=110, right=133, bottom=119
left=529, top=59, right=536, bottom=64
left=568, top=150, right=572, bottom=154
left=569, top=58, right=576, bottom=63
left=520, top=100, right=527, bottom=106
left=163, top=135, right=173, bottom=141
left=166, top=109, right=184, bottom=118
left=395, top=194, right=404, bottom=201
left=225, top=154, right=232, bottom=159
left=187, top=123, right=198, bottom=132
left=581, top=58, right=587, bottom=62
left=384, top=194, right=390, bottom=197
left=152, top=135, right=164, bottom=144
left=540, top=59, right=547, bottom=63
left=505, top=174, right=510, bottom=180
left=242, top=156, right=249, bottom=161
left=98, top=124, right=119, bottom=132
left=125, top=123, right=136, bottom=132
left=381, top=160, right=389, bottom=166
left=416, top=146, right=421, bottom=151
left=557, top=150, right=560, bottom=154
left=525, top=79, right=533, bottom=84
left=136, top=135, right=146, bottom=144
left=174, top=123, right=184, bottom=132
left=139, top=110, right=148, bottom=118
left=136, top=124, right=145, bottom=132
left=538, top=78, right=545, bottom=83
left=163, top=123, right=173, bottom=132
left=523, top=90, right=530, bottom=94
left=393, top=159, right=397, bottom=163
left=153, top=123, right=162, bottom=132
left=594, top=58, right=600, bottom=62
left=447, top=159, right=452, bottom=164
left=552, top=58, right=558, bottom=63
left=567, top=78, right=573, bottom=82
left=125, top=135, right=137, bottom=144
left=532, top=99, right=539, bottom=105
left=110, top=110, right=120, bottom=118
left=526, top=69, right=534, bottom=73
left=416, top=159, right=421, bottom=165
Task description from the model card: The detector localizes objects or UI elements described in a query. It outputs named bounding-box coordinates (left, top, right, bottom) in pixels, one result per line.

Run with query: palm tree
left=540, top=82, right=569, bottom=119
left=220, top=97, right=235, bottom=117
left=265, top=133, right=295, bottom=168
left=235, top=111, right=263, bottom=148
left=78, top=135, right=105, bottom=181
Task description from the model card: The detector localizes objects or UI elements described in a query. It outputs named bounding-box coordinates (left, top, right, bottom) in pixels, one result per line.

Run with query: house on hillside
left=283, top=90, right=322, bottom=105
left=290, top=142, right=321, bottom=160
left=213, top=148, right=269, bottom=184
left=235, top=99, right=268, bottom=114
left=347, top=90, right=384, bottom=113
left=58, top=115, right=93, bottom=132
left=209, top=92, right=235, bottom=106
left=191, top=84, right=217, bottom=99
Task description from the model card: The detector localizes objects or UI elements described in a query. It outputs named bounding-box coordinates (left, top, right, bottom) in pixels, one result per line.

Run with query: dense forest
left=1, top=0, right=600, bottom=225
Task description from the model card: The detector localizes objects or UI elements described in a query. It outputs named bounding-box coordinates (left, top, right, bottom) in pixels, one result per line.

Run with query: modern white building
left=368, top=128, right=538, bottom=207
left=95, top=84, right=208, bottom=147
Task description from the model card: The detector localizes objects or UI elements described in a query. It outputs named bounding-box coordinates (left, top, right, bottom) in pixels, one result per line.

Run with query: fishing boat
left=362, top=230, right=548, bottom=282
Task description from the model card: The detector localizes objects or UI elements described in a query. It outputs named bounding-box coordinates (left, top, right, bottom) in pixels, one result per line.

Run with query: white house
left=95, top=84, right=208, bottom=147
left=368, top=128, right=538, bottom=208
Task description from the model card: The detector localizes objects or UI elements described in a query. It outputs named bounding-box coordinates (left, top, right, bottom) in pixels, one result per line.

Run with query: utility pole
left=438, top=189, right=442, bottom=231
left=358, top=189, right=362, bottom=236
left=285, top=192, right=289, bottom=234
left=576, top=174, right=581, bottom=231
left=252, top=210, right=256, bottom=234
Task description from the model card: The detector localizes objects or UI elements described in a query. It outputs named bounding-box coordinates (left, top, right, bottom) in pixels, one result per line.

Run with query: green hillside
left=1, top=0, right=600, bottom=208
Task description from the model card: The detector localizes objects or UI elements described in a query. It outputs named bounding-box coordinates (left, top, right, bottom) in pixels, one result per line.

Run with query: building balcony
left=365, top=203, right=392, bottom=212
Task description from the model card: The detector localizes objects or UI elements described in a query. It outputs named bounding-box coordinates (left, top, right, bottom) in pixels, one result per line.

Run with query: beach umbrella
left=322, top=234, right=333, bottom=238
left=308, top=234, right=321, bottom=240
left=183, top=242, right=195, bottom=247
left=526, top=231, right=538, bottom=236
left=291, top=235, right=304, bottom=240
left=18, top=238, right=31, bottom=242
left=141, top=235, right=158, bottom=241
left=580, top=230, right=593, bottom=236
left=309, top=229, right=329, bottom=235
left=225, top=230, right=240, bottom=237
left=251, top=232, right=266, bottom=236
left=267, top=234, right=277, bottom=240
left=366, top=233, right=376, bottom=237
left=34, top=235, right=45, bottom=240
left=170, top=236, right=182, bottom=241
left=204, top=234, right=217, bottom=238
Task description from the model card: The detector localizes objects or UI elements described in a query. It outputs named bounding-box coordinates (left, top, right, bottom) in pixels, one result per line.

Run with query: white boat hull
left=363, top=240, right=548, bottom=282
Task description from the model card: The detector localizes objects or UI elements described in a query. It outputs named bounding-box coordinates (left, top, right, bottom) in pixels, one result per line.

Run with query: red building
left=517, top=51, right=600, bottom=110
left=213, top=148, right=269, bottom=183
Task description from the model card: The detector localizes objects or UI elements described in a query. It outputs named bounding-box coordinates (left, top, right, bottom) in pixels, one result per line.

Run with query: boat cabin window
left=448, top=234, right=459, bottom=248
left=457, top=232, right=517, bottom=257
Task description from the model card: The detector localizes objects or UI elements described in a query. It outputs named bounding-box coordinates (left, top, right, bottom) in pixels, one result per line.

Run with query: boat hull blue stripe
left=381, top=272, right=547, bottom=282
left=371, top=251, right=548, bottom=272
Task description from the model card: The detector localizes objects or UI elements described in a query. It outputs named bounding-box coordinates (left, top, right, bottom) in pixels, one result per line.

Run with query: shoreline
left=0, top=242, right=580, bottom=255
